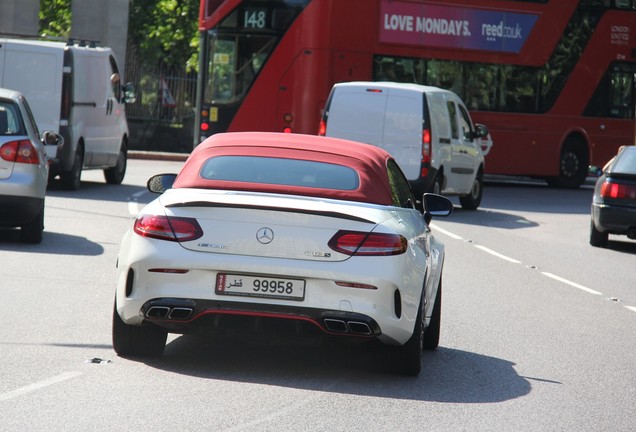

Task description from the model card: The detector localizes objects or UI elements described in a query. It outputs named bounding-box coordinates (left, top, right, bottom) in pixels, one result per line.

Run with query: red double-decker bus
left=196, top=0, right=636, bottom=187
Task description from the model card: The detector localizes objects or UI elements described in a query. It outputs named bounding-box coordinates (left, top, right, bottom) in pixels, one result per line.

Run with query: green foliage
left=39, top=0, right=71, bottom=38
left=129, top=0, right=200, bottom=71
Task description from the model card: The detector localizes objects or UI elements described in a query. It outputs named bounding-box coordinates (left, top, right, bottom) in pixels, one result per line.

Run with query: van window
left=458, top=104, right=473, bottom=140
left=447, top=101, right=459, bottom=139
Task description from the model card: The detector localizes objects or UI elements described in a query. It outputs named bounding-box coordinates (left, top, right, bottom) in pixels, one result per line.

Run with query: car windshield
left=199, top=156, right=360, bottom=190
left=612, top=147, right=636, bottom=174
left=0, top=102, right=25, bottom=135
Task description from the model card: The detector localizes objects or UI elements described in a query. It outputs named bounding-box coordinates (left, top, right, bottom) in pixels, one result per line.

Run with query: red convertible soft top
left=173, top=132, right=395, bottom=205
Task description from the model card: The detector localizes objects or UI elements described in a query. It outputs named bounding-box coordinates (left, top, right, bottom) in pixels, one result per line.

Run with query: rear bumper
left=0, top=195, right=43, bottom=227
left=592, top=203, right=636, bottom=235
left=139, top=297, right=381, bottom=339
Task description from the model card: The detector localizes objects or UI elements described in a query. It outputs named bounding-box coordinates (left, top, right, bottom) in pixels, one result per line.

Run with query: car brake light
left=134, top=215, right=203, bottom=242
left=318, top=119, right=326, bottom=136
left=328, top=231, right=408, bottom=256
left=0, top=140, right=40, bottom=164
left=600, top=181, right=636, bottom=199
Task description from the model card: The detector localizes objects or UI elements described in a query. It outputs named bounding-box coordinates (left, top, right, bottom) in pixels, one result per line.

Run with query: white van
left=0, top=37, right=135, bottom=190
left=320, top=82, right=490, bottom=210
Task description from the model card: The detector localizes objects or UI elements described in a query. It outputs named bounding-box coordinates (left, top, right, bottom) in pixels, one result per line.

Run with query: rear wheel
left=589, top=220, right=608, bottom=248
left=112, top=299, right=167, bottom=357
left=104, top=141, right=127, bottom=184
left=20, top=204, right=44, bottom=244
left=547, top=138, right=588, bottom=189
left=393, top=296, right=424, bottom=376
left=423, top=279, right=442, bottom=350
left=61, top=146, right=83, bottom=190
left=459, top=170, right=483, bottom=210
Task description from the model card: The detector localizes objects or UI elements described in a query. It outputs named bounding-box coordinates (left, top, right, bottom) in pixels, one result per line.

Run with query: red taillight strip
left=328, top=230, right=408, bottom=256
left=133, top=215, right=203, bottom=242
left=601, top=181, right=636, bottom=199
left=335, top=281, right=378, bottom=289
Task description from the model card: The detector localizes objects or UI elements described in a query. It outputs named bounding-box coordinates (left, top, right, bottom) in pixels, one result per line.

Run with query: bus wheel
left=547, top=138, right=588, bottom=189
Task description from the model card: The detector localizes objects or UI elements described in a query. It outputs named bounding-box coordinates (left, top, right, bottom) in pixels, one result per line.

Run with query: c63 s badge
left=305, top=251, right=331, bottom=258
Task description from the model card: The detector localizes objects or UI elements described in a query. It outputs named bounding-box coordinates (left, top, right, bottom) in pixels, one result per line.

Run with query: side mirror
left=473, top=123, right=489, bottom=139
left=41, top=131, right=64, bottom=158
left=422, top=193, right=453, bottom=224
left=147, top=173, right=177, bottom=194
left=42, top=130, right=64, bottom=147
left=123, top=82, right=136, bottom=104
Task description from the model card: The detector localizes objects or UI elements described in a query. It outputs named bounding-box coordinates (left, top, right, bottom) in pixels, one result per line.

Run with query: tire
left=61, top=147, right=84, bottom=191
left=112, top=299, right=167, bottom=357
left=431, top=174, right=442, bottom=195
left=459, top=170, right=483, bottom=210
left=393, top=296, right=425, bottom=377
left=20, top=204, right=44, bottom=244
left=589, top=220, right=608, bottom=248
left=547, top=138, right=588, bottom=189
left=423, top=279, right=442, bottom=350
left=104, top=142, right=127, bottom=185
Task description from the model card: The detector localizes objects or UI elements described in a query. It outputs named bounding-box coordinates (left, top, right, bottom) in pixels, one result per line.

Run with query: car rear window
left=0, top=102, right=24, bottom=136
left=612, top=148, right=636, bottom=174
left=199, top=156, right=360, bottom=190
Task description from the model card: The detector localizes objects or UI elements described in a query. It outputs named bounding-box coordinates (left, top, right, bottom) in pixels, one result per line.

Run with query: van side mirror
left=472, top=123, right=489, bottom=139
left=147, top=173, right=177, bottom=194
left=42, top=130, right=64, bottom=147
left=123, top=82, right=136, bottom=104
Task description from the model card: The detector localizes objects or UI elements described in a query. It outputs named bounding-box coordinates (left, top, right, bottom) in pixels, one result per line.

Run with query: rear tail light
left=421, top=129, right=431, bottom=177
left=0, top=140, right=40, bottom=164
left=134, top=215, right=203, bottom=242
left=600, top=180, right=636, bottom=199
left=328, top=230, right=408, bottom=256
left=318, top=118, right=326, bottom=136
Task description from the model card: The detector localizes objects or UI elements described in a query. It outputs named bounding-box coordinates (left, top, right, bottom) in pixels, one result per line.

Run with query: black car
left=590, top=146, right=636, bottom=247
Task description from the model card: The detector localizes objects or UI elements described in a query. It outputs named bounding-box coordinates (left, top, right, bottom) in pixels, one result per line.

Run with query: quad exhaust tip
left=323, top=318, right=372, bottom=335
left=146, top=306, right=193, bottom=321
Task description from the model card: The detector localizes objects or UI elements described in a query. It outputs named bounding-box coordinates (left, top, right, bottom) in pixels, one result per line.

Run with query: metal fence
left=124, top=43, right=198, bottom=126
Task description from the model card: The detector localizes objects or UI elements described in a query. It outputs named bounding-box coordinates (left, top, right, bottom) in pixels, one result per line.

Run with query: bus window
left=585, top=63, right=636, bottom=118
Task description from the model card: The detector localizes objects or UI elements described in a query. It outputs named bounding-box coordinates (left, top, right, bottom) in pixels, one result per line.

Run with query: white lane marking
left=0, top=371, right=82, bottom=402
left=625, top=306, right=636, bottom=313
left=541, top=272, right=603, bottom=296
left=473, top=244, right=521, bottom=264
left=430, top=224, right=463, bottom=240
left=128, top=190, right=146, bottom=215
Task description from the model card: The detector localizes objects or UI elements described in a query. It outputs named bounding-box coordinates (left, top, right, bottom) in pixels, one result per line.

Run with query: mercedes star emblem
left=256, top=227, right=274, bottom=244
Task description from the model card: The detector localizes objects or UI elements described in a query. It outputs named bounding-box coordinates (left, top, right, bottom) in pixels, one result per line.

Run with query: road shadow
left=443, top=206, right=539, bottom=230
left=0, top=230, right=104, bottom=256
left=137, top=336, right=532, bottom=403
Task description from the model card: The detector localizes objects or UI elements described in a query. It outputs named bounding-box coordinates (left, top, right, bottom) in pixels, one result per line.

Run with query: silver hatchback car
left=0, top=88, right=63, bottom=243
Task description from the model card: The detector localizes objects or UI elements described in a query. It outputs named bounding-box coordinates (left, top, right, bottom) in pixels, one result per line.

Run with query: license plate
left=215, top=273, right=305, bottom=301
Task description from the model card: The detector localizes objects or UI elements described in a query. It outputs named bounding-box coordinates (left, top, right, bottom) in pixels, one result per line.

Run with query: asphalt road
left=0, top=159, right=634, bottom=431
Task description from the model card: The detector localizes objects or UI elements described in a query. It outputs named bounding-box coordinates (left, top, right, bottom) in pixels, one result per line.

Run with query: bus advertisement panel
left=196, top=0, right=636, bottom=188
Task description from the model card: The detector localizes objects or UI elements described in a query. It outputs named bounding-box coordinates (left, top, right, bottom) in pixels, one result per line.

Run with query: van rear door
left=381, top=88, right=423, bottom=180
left=324, top=85, right=387, bottom=147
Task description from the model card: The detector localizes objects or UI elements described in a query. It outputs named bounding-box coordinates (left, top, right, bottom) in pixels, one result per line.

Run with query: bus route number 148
left=244, top=9, right=267, bottom=29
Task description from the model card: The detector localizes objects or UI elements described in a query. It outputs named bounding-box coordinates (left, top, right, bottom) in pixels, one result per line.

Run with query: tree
left=39, top=0, right=71, bottom=38
left=129, top=0, right=199, bottom=71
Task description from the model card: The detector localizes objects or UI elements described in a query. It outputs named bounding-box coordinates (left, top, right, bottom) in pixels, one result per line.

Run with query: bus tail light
left=328, top=230, right=408, bottom=256
left=0, top=140, right=40, bottom=164
left=421, top=129, right=432, bottom=177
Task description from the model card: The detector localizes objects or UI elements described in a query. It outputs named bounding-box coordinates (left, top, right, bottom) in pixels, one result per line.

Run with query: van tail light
left=134, top=215, right=203, bottom=242
left=421, top=128, right=432, bottom=177
left=318, top=118, right=326, bottom=136
left=328, top=230, right=408, bottom=256
left=0, top=140, right=40, bottom=164
left=600, top=180, right=636, bottom=200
